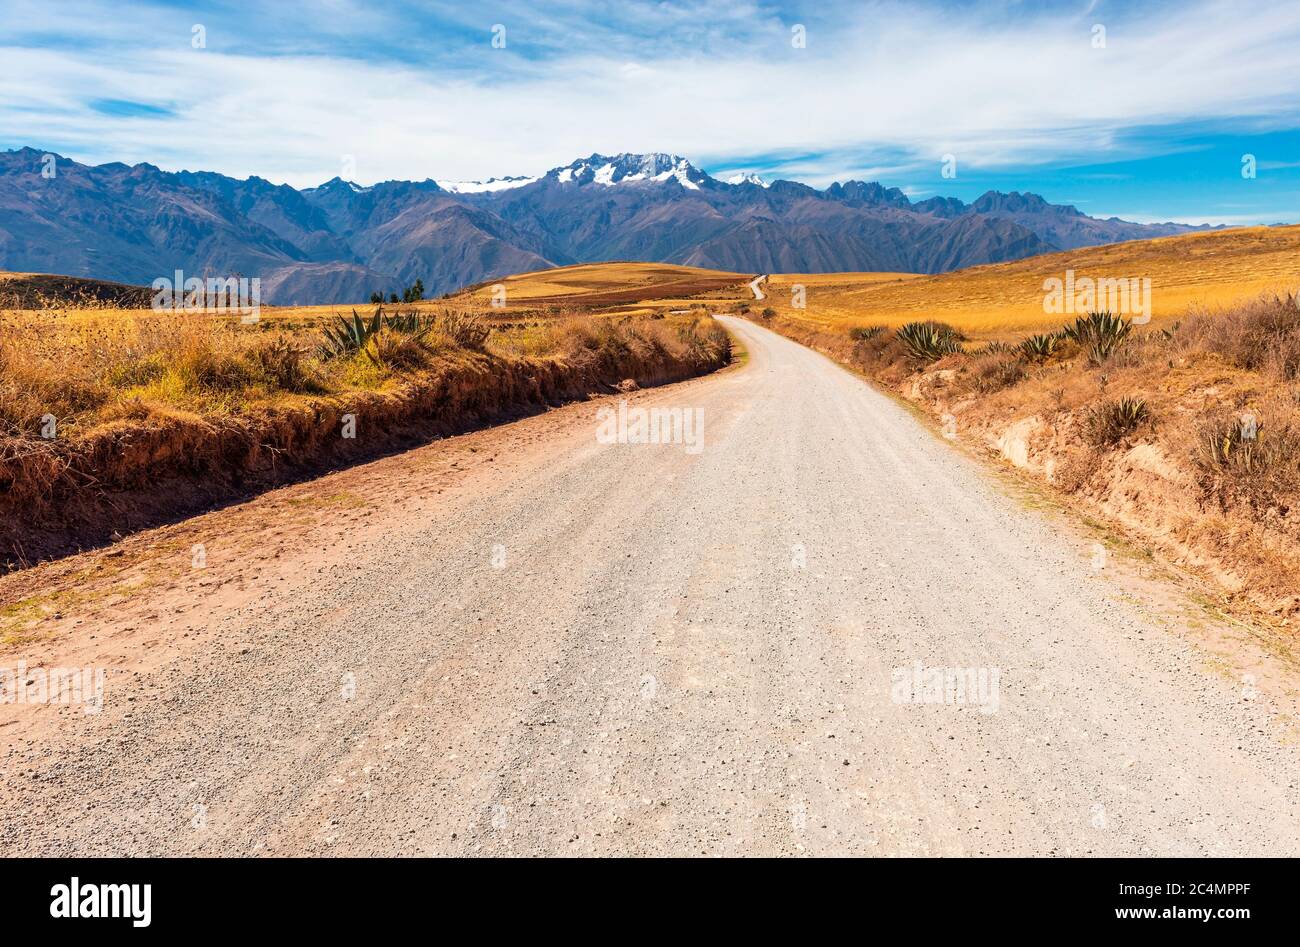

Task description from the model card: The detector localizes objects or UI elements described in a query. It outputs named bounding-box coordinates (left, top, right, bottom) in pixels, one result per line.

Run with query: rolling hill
left=0, top=148, right=1215, bottom=305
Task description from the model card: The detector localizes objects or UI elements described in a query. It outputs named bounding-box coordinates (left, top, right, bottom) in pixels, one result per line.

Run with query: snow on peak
left=436, top=175, right=540, bottom=194
left=307, top=177, right=370, bottom=195
left=550, top=153, right=708, bottom=189
left=725, top=172, right=769, bottom=188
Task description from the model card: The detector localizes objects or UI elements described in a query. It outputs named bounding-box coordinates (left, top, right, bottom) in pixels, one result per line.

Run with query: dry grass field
left=736, top=227, right=1300, bottom=619
left=450, top=261, right=747, bottom=312
left=763, top=225, right=1300, bottom=339
left=0, top=265, right=740, bottom=565
left=8, top=230, right=1300, bottom=601
left=0, top=263, right=748, bottom=438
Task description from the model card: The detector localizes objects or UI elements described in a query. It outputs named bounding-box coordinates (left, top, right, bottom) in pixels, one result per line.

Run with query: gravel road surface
left=3, top=316, right=1298, bottom=856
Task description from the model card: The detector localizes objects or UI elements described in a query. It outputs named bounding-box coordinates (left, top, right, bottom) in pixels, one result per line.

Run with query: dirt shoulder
left=743, top=301, right=1300, bottom=630
left=2, top=313, right=732, bottom=568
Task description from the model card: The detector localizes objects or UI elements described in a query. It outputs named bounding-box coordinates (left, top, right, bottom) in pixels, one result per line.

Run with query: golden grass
left=0, top=288, right=734, bottom=562
left=762, top=225, right=1300, bottom=340
left=455, top=261, right=746, bottom=303
left=0, top=301, right=729, bottom=436
left=750, top=288, right=1300, bottom=618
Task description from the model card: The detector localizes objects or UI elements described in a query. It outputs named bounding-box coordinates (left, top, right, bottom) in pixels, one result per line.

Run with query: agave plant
left=1018, top=332, right=1061, bottom=362
left=319, top=308, right=383, bottom=358
left=1199, top=414, right=1262, bottom=470
left=896, top=321, right=964, bottom=361
left=382, top=310, right=437, bottom=336
left=1084, top=395, right=1150, bottom=446
left=1061, top=311, right=1133, bottom=364
left=848, top=325, right=885, bottom=342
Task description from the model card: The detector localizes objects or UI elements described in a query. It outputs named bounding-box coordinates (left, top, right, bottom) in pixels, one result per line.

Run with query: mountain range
left=0, top=148, right=1216, bottom=304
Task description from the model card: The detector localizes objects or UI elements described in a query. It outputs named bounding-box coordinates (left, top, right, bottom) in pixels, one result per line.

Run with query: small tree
left=369, top=291, right=384, bottom=305
left=401, top=279, right=425, bottom=304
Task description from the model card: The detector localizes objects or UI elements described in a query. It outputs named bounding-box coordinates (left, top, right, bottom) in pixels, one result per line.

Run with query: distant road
left=2, top=316, right=1298, bottom=856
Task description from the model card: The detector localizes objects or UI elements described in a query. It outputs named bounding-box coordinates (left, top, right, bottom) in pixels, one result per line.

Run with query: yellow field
left=7, top=224, right=1297, bottom=341
left=765, top=225, right=1300, bottom=339
left=447, top=261, right=749, bottom=315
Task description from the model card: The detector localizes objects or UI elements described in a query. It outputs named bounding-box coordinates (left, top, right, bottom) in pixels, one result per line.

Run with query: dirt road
left=3, top=316, right=1299, bottom=856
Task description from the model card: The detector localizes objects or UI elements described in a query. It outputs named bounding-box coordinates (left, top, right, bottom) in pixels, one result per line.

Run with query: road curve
left=3, top=315, right=1299, bottom=856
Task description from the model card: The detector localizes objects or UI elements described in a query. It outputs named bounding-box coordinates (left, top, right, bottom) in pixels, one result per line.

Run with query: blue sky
left=3, top=0, right=1299, bottom=224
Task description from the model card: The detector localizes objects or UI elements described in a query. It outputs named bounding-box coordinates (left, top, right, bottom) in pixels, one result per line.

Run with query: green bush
left=896, top=321, right=964, bottom=361
left=1062, top=312, right=1133, bottom=364
left=1018, top=332, right=1061, bottom=363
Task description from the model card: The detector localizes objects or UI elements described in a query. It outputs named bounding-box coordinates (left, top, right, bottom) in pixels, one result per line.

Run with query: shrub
left=1175, top=293, right=1300, bottom=380
left=896, top=321, right=964, bottom=361
left=849, top=326, right=885, bottom=341
left=363, top=328, right=429, bottom=371
left=1018, top=332, right=1061, bottom=363
left=248, top=336, right=313, bottom=392
left=970, top=353, right=1027, bottom=394
left=171, top=337, right=255, bottom=391
left=437, top=310, right=490, bottom=351
left=1083, top=396, right=1150, bottom=446
left=105, top=353, right=166, bottom=388
left=676, top=318, right=731, bottom=363
left=760, top=307, right=776, bottom=319
left=1193, top=410, right=1300, bottom=508
left=1061, top=311, right=1133, bottom=364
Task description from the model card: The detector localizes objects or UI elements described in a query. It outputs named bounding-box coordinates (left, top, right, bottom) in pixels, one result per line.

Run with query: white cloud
left=2, top=0, right=1299, bottom=188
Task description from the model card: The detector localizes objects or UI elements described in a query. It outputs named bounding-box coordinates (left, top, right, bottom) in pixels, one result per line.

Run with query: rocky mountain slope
left=0, top=148, right=1213, bottom=304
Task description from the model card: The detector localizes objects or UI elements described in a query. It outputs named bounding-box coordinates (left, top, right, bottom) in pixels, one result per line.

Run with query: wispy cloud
left=2, top=0, right=1299, bottom=201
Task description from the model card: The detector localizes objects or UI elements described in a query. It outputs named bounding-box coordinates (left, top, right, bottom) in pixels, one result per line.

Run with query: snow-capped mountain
left=725, top=172, right=769, bottom=188
left=436, top=175, right=540, bottom=194
left=548, top=153, right=710, bottom=190
left=0, top=147, right=1216, bottom=305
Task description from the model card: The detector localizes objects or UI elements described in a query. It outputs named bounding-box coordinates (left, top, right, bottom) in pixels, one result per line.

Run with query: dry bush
left=1192, top=407, right=1300, bottom=509
left=247, top=336, right=315, bottom=391
left=967, top=352, right=1027, bottom=394
left=169, top=331, right=257, bottom=392
left=850, top=328, right=909, bottom=377
left=437, top=310, right=490, bottom=351
left=1054, top=447, right=1105, bottom=494
left=1175, top=293, right=1300, bottom=379
left=1083, top=396, right=1151, bottom=447
left=675, top=317, right=731, bottom=364
left=363, top=328, right=430, bottom=371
